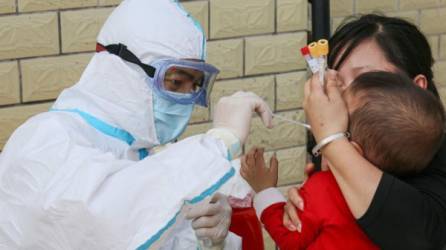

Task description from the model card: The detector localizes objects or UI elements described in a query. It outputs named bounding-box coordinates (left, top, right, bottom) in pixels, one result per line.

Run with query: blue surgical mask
left=152, top=91, right=194, bottom=145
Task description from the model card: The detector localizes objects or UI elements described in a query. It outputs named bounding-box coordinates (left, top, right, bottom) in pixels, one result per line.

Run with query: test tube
left=317, top=39, right=329, bottom=84
left=308, top=42, right=320, bottom=59
left=308, top=42, right=324, bottom=85
left=300, top=46, right=319, bottom=74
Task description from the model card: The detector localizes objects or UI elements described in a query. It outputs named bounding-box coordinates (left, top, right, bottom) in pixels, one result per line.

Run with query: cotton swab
left=271, top=113, right=311, bottom=130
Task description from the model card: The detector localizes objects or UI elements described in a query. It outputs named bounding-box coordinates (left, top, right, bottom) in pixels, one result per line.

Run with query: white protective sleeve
left=0, top=113, right=249, bottom=250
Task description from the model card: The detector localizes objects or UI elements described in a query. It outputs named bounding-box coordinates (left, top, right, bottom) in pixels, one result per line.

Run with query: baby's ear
left=350, top=141, right=364, bottom=156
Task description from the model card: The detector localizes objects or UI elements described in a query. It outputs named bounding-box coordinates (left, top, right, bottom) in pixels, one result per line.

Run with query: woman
left=284, top=14, right=446, bottom=250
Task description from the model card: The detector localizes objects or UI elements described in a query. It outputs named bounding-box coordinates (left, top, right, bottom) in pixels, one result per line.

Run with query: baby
left=241, top=71, right=445, bottom=250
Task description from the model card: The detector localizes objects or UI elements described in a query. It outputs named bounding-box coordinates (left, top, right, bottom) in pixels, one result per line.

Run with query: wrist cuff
left=207, top=128, right=241, bottom=160
left=253, top=187, right=286, bottom=219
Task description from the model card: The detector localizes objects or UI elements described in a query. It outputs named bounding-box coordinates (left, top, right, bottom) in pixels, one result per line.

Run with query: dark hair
left=347, top=71, right=445, bottom=176
left=329, top=14, right=439, bottom=98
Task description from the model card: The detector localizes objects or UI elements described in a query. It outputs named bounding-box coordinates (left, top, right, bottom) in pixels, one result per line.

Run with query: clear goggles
left=150, top=58, right=220, bottom=107
left=96, top=43, right=219, bottom=107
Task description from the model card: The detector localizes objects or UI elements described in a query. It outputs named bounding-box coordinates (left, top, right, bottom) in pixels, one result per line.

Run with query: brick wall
left=0, top=0, right=445, bottom=249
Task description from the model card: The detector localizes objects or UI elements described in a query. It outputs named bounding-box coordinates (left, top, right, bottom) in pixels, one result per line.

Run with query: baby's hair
left=347, top=71, right=445, bottom=176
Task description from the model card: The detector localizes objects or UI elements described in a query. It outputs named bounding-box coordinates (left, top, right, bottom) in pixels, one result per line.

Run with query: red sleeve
left=260, top=180, right=325, bottom=250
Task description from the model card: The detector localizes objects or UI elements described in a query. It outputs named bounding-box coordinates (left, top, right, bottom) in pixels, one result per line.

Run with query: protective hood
left=52, top=0, right=206, bottom=149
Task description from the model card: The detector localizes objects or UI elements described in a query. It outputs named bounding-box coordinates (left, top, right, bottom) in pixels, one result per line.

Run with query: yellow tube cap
left=308, top=42, right=320, bottom=57
left=317, top=39, right=329, bottom=56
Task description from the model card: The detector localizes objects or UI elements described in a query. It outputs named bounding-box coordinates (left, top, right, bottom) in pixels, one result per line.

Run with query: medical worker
left=0, top=0, right=272, bottom=249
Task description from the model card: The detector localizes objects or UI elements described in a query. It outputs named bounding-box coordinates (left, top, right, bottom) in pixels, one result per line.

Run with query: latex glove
left=213, top=91, right=273, bottom=144
left=185, top=193, right=232, bottom=249
left=303, top=70, right=348, bottom=143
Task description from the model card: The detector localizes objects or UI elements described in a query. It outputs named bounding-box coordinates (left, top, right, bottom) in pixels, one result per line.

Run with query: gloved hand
left=185, top=193, right=232, bottom=250
left=213, top=91, right=273, bottom=144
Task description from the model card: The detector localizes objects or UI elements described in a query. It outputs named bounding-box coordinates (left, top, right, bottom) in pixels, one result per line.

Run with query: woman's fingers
left=325, top=69, right=337, bottom=83
left=325, top=72, right=343, bottom=102
left=288, top=187, right=304, bottom=211
left=283, top=207, right=297, bottom=231
left=284, top=201, right=302, bottom=232
left=309, top=73, right=324, bottom=95
left=285, top=186, right=304, bottom=232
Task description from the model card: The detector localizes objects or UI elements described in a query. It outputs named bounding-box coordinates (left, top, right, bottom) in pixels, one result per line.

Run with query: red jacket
left=258, top=172, right=379, bottom=250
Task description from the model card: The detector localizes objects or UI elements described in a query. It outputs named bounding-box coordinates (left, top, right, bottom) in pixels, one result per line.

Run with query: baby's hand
left=240, top=147, right=278, bottom=193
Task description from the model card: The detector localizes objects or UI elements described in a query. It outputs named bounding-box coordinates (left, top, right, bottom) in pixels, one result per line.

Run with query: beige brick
left=210, top=0, right=274, bottom=39
left=387, top=10, right=419, bottom=24
left=245, top=33, right=307, bottom=76
left=98, top=0, right=122, bottom=6
left=21, top=54, right=92, bottom=102
left=0, top=13, right=59, bottom=60
left=356, top=0, right=397, bottom=12
left=0, top=0, right=15, bottom=14
left=179, top=122, right=212, bottom=140
left=420, top=8, right=446, bottom=35
left=277, top=0, right=307, bottom=32
left=18, top=0, right=96, bottom=12
left=262, top=148, right=306, bottom=185
left=207, top=39, right=243, bottom=79
left=428, top=36, right=440, bottom=60
left=0, top=61, right=20, bottom=105
left=276, top=71, right=307, bottom=111
left=210, top=76, right=275, bottom=114
left=61, top=8, right=114, bottom=53
left=246, top=111, right=306, bottom=151
left=0, top=103, right=52, bottom=149
left=440, top=35, right=446, bottom=59
left=331, top=0, right=354, bottom=17
left=276, top=146, right=306, bottom=185
left=262, top=228, right=276, bottom=250
left=190, top=106, right=209, bottom=123
left=399, top=0, right=441, bottom=10
left=182, top=1, right=209, bottom=38
left=434, top=60, right=446, bottom=87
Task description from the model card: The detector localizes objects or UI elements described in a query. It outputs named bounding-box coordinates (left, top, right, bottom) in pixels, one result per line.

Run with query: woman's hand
left=282, top=162, right=321, bottom=232
left=283, top=186, right=304, bottom=232
left=303, top=70, right=348, bottom=142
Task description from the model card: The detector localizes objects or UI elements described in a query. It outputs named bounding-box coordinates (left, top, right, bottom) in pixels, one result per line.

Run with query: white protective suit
left=0, top=0, right=251, bottom=249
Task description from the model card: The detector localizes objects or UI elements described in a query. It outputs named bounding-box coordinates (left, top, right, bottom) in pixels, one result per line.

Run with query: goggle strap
left=96, top=43, right=156, bottom=78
